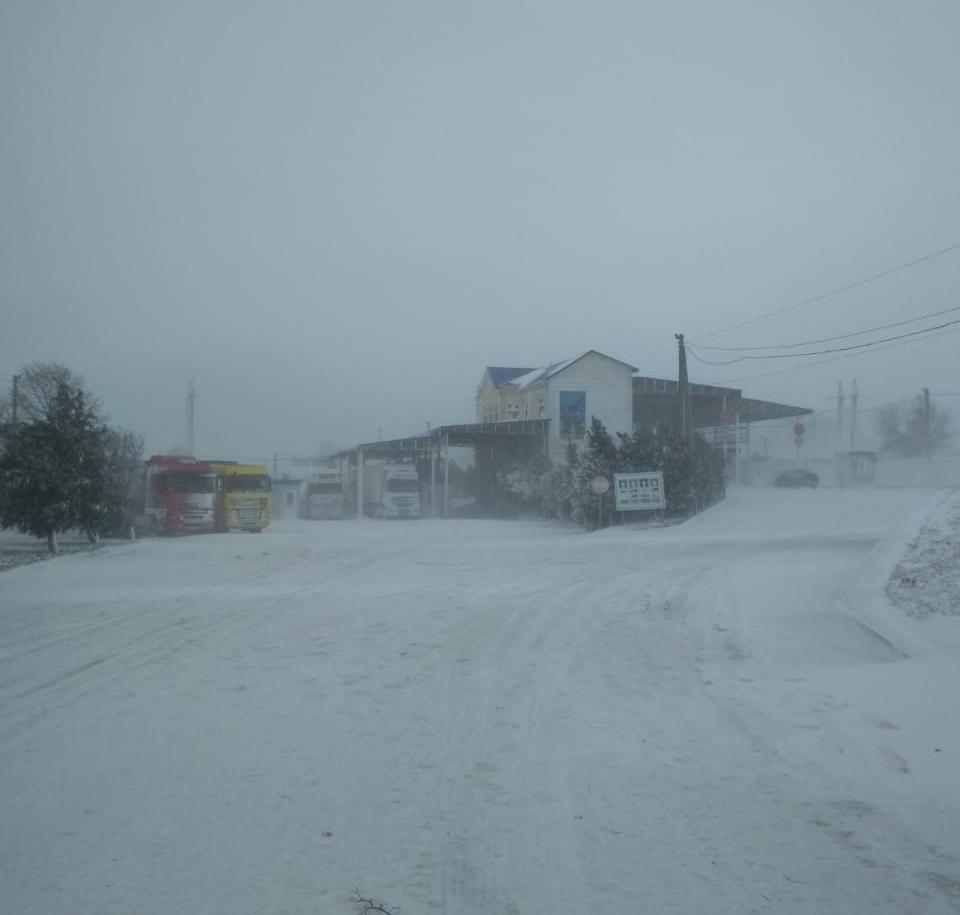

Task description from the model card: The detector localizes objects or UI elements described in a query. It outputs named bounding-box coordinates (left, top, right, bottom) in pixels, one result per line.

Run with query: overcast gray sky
left=3, top=0, right=959, bottom=460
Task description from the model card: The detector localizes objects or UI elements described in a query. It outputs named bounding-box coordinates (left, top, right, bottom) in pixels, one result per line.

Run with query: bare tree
left=98, top=427, right=145, bottom=537
left=352, top=891, right=397, bottom=915
left=0, top=363, right=98, bottom=424
left=875, top=393, right=955, bottom=457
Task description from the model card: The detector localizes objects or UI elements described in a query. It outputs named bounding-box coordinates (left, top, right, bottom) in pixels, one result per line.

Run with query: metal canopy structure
left=338, top=419, right=550, bottom=460
left=631, top=376, right=813, bottom=487
left=632, top=375, right=812, bottom=428
left=329, top=420, right=550, bottom=519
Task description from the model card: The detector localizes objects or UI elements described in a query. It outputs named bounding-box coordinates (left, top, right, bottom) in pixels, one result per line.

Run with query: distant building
left=475, top=367, right=536, bottom=423
left=334, top=350, right=813, bottom=519
left=478, top=350, right=809, bottom=467
left=478, top=351, right=636, bottom=462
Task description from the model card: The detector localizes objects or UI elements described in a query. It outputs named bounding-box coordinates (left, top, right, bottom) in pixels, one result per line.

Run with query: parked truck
left=362, top=462, right=421, bottom=518
left=209, top=462, right=271, bottom=532
left=302, top=469, right=346, bottom=519
left=130, top=455, right=217, bottom=535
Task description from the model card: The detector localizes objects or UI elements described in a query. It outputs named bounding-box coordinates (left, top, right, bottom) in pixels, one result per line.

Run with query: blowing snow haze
left=2, top=1, right=959, bottom=458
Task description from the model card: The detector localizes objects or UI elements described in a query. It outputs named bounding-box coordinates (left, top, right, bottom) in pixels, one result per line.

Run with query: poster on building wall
left=559, top=390, right=586, bottom=437
left=614, top=472, right=666, bottom=511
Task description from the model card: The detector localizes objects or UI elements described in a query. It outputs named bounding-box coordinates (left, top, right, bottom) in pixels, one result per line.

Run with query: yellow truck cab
left=210, top=462, right=272, bottom=532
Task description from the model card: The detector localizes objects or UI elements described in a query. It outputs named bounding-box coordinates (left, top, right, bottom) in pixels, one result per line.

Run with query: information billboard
left=614, top=471, right=666, bottom=511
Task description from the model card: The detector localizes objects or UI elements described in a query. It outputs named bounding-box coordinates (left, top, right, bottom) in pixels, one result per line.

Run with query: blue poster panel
left=559, top=390, right=586, bottom=438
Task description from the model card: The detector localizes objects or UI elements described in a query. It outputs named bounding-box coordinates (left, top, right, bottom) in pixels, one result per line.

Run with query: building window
left=559, top=390, right=586, bottom=438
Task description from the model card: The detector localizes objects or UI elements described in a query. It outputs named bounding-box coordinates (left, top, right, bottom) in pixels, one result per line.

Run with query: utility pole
left=187, top=379, right=197, bottom=455
left=430, top=444, right=437, bottom=518
left=11, top=374, right=19, bottom=424
left=675, top=334, right=694, bottom=448
left=443, top=432, right=450, bottom=519
left=735, top=410, right=741, bottom=486
left=923, top=387, right=932, bottom=460
left=849, top=379, right=858, bottom=451
left=836, top=381, right=844, bottom=446
left=356, top=447, right=365, bottom=518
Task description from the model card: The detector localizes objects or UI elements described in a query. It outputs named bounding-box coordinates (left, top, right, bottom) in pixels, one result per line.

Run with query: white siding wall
left=476, top=375, right=498, bottom=422
left=876, top=457, right=960, bottom=488
left=543, top=353, right=634, bottom=464
left=272, top=483, right=302, bottom=519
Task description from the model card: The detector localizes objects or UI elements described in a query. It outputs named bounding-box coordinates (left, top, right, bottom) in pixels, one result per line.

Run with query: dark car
left=775, top=468, right=819, bottom=488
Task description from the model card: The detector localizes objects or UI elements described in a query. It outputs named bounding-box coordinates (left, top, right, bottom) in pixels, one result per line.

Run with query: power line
left=691, top=304, right=960, bottom=352
left=696, top=242, right=960, bottom=341
left=708, top=324, right=960, bottom=386
left=686, top=318, right=960, bottom=366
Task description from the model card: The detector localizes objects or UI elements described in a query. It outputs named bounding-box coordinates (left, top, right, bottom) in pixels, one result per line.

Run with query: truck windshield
left=169, top=472, right=216, bottom=493
left=309, top=482, right=343, bottom=494
left=222, top=475, right=271, bottom=491
left=386, top=479, right=420, bottom=493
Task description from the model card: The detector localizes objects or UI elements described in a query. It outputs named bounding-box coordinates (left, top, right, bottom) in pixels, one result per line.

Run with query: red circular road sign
left=590, top=475, right=610, bottom=494
left=793, top=422, right=806, bottom=438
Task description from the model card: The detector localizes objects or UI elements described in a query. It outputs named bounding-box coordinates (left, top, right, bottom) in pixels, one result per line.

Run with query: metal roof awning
left=632, top=376, right=811, bottom=423
left=332, top=419, right=550, bottom=460
left=735, top=397, right=812, bottom=422
left=633, top=375, right=743, bottom=399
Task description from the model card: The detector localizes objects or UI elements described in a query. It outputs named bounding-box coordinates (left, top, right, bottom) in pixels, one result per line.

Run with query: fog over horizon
left=3, top=1, right=959, bottom=462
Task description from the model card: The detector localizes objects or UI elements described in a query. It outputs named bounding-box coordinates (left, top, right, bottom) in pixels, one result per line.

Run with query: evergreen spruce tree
left=542, top=442, right=580, bottom=521
left=575, top=417, right=618, bottom=528
left=0, top=382, right=124, bottom=552
left=499, top=453, right=552, bottom=515
left=542, top=420, right=726, bottom=530
left=616, top=426, right=725, bottom=518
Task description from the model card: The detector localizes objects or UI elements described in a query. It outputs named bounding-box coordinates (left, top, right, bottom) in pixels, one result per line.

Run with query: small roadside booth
left=271, top=477, right=303, bottom=519
left=835, top=451, right=877, bottom=487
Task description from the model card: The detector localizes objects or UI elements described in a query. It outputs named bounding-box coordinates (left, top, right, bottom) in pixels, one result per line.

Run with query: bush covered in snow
left=886, top=493, right=960, bottom=618
left=499, top=452, right=552, bottom=512
left=509, top=417, right=726, bottom=530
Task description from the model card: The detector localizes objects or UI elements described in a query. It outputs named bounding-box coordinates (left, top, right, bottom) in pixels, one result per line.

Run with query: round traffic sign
left=793, top=422, right=806, bottom=438
left=590, top=475, right=610, bottom=494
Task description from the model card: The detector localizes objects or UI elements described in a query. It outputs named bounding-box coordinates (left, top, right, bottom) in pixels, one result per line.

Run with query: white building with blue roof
left=477, top=351, right=637, bottom=463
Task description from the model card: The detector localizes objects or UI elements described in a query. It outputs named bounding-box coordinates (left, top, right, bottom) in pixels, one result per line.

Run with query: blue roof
left=486, top=367, right=535, bottom=388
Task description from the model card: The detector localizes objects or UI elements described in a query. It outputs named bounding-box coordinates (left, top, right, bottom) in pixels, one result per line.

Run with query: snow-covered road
left=2, top=489, right=959, bottom=914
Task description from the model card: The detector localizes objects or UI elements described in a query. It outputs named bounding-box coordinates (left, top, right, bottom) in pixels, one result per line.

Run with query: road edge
left=838, top=488, right=955, bottom=659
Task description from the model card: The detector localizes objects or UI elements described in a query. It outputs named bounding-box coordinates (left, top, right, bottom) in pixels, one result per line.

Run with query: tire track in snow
left=431, top=574, right=593, bottom=914
left=0, top=542, right=418, bottom=745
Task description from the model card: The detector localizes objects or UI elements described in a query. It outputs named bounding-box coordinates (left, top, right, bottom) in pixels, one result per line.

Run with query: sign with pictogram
left=614, top=472, right=666, bottom=511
